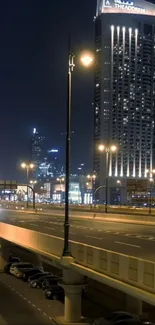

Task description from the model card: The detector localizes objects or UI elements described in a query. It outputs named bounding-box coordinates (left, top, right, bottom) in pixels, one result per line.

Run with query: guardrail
left=0, top=222, right=155, bottom=306
left=2, top=201, right=155, bottom=216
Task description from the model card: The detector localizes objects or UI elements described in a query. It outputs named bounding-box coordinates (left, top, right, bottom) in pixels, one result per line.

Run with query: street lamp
left=30, top=180, right=37, bottom=185
left=146, top=169, right=155, bottom=214
left=87, top=175, right=96, bottom=205
left=98, top=144, right=117, bottom=213
left=62, top=39, right=94, bottom=257
left=57, top=177, right=65, bottom=205
left=21, top=162, right=35, bottom=209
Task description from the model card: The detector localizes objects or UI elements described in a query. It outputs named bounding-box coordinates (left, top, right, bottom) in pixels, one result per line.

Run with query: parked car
left=107, top=312, right=139, bottom=322
left=116, top=320, right=142, bottom=325
left=22, top=268, right=44, bottom=282
left=10, top=262, right=34, bottom=277
left=93, top=312, right=139, bottom=325
left=30, top=274, right=56, bottom=289
left=44, top=285, right=64, bottom=300
left=42, top=277, right=61, bottom=290
left=28, top=272, right=51, bottom=283
left=4, top=258, right=20, bottom=274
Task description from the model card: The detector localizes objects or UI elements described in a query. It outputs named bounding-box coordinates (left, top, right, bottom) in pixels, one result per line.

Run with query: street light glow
left=21, top=163, right=26, bottom=169
left=98, top=144, right=117, bottom=152
left=111, top=145, right=117, bottom=152
left=80, top=54, right=94, bottom=67
left=29, top=163, right=34, bottom=169
left=99, top=145, right=105, bottom=152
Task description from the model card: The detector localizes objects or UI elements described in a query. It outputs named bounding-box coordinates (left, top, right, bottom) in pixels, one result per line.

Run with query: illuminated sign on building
left=97, top=0, right=155, bottom=16
left=48, top=149, right=59, bottom=153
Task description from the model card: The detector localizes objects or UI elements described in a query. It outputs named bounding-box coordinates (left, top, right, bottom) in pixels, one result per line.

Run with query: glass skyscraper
left=94, top=0, right=155, bottom=194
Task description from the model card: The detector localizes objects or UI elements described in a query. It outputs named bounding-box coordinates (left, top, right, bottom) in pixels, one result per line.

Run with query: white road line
left=30, top=223, right=38, bottom=227
left=32, top=304, right=36, bottom=307
left=85, top=235, right=102, bottom=240
left=70, top=232, right=76, bottom=235
left=44, top=226, right=54, bottom=230
left=115, top=241, right=141, bottom=248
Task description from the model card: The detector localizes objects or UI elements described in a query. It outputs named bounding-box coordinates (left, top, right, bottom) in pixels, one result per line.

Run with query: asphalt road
left=0, top=274, right=61, bottom=325
left=1, top=210, right=155, bottom=261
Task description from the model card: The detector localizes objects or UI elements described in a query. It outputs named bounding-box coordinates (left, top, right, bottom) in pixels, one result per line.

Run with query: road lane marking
left=70, top=232, right=76, bottom=235
left=85, top=235, right=102, bottom=240
left=44, top=226, right=54, bottom=230
left=115, top=241, right=141, bottom=248
left=30, top=223, right=38, bottom=227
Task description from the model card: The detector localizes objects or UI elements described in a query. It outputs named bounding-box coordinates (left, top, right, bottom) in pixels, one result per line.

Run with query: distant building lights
left=33, top=128, right=36, bottom=134
left=48, top=149, right=59, bottom=153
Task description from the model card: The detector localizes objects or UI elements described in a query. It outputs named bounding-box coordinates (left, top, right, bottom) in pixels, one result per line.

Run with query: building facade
left=94, top=0, right=155, bottom=201
left=31, top=128, right=46, bottom=165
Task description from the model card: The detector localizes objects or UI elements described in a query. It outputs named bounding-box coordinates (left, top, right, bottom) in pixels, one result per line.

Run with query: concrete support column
left=59, top=261, right=85, bottom=323
left=62, top=283, right=84, bottom=323
left=126, top=295, right=142, bottom=315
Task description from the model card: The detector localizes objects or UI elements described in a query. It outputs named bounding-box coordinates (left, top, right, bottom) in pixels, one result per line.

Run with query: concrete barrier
left=1, top=222, right=155, bottom=306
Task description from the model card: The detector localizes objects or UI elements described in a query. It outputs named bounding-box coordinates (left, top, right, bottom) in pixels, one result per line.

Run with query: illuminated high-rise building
left=31, top=128, right=46, bottom=165
left=94, top=0, right=155, bottom=193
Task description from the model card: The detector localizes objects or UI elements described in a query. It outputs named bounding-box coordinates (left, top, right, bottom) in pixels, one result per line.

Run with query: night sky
left=0, top=0, right=96, bottom=180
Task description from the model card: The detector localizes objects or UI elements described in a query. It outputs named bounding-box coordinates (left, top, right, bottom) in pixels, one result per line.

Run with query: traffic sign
left=0, top=180, right=17, bottom=190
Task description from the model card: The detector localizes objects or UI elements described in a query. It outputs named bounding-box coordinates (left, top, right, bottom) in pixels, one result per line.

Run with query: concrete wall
left=0, top=222, right=155, bottom=306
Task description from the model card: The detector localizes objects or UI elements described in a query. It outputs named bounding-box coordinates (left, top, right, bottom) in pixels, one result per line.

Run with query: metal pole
left=149, top=187, right=152, bottom=215
left=32, top=188, right=35, bottom=210
left=26, top=167, right=29, bottom=209
left=62, top=38, right=73, bottom=257
left=105, top=151, right=109, bottom=213
left=60, top=179, right=61, bottom=206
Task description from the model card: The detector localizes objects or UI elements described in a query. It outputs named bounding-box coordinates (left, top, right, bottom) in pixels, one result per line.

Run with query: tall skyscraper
left=31, top=128, right=46, bottom=165
left=94, top=0, right=155, bottom=195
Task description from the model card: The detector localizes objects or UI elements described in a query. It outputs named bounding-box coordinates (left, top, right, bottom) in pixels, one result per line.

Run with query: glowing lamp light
left=111, top=145, right=117, bottom=152
left=99, top=145, right=105, bottom=152
left=80, top=54, right=94, bottom=67
left=21, top=163, right=26, bottom=169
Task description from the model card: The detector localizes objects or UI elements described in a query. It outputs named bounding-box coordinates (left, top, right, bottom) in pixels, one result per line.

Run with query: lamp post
left=62, top=40, right=94, bottom=257
left=57, top=177, right=65, bottom=205
left=87, top=174, right=96, bottom=205
left=146, top=169, right=155, bottom=215
left=98, top=145, right=117, bottom=213
left=21, top=163, right=34, bottom=209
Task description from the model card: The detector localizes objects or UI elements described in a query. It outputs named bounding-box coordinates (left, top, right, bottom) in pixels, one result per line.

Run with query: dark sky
left=0, top=0, right=96, bottom=180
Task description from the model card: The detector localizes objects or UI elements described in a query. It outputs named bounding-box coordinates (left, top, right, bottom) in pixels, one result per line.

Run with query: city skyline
left=0, top=0, right=95, bottom=180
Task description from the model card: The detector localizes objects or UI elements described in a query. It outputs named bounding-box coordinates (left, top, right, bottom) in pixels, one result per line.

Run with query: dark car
left=28, top=272, right=51, bottom=283
left=44, top=285, right=64, bottom=300
left=42, top=277, right=61, bottom=290
left=22, top=268, right=44, bottom=282
left=93, top=312, right=139, bottom=325
left=116, top=319, right=142, bottom=325
left=107, top=312, right=139, bottom=322
left=4, top=258, right=20, bottom=274
left=30, top=274, right=57, bottom=289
